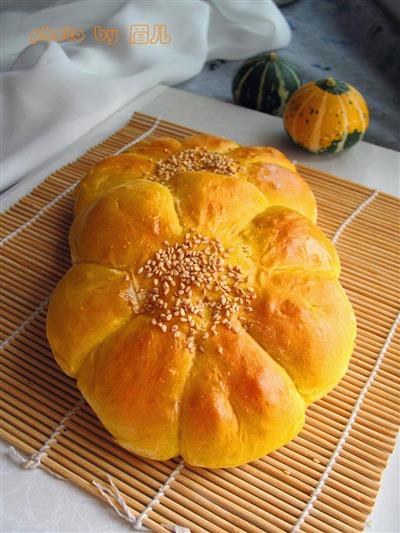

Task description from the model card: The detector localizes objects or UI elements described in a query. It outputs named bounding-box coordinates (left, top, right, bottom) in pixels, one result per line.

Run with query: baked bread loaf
left=47, top=133, right=356, bottom=468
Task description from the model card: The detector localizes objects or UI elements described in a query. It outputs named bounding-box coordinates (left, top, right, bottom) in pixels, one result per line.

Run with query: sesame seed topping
left=133, top=231, right=254, bottom=349
left=149, top=147, right=240, bottom=184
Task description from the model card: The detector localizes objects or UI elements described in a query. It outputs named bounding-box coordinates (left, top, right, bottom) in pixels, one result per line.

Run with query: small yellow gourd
left=284, top=78, right=369, bottom=153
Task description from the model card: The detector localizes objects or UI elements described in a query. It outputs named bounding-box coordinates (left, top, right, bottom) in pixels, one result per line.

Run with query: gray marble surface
left=177, top=0, right=400, bottom=152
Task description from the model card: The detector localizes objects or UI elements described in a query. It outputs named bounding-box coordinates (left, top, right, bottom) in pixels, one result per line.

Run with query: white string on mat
left=134, top=459, right=185, bottom=529
left=290, top=187, right=390, bottom=531
left=92, top=460, right=185, bottom=531
left=8, top=445, right=29, bottom=463
left=22, top=398, right=85, bottom=469
left=0, top=296, right=49, bottom=351
left=0, top=116, right=160, bottom=247
left=114, top=117, right=160, bottom=155
left=92, top=475, right=140, bottom=527
left=8, top=446, right=189, bottom=531
left=0, top=183, right=76, bottom=248
left=0, top=117, right=161, bottom=351
left=7, top=446, right=67, bottom=480
left=332, top=189, right=378, bottom=244
left=291, top=310, right=400, bottom=533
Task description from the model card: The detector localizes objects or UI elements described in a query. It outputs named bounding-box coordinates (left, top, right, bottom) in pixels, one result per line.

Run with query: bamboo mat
left=1, top=112, right=399, bottom=533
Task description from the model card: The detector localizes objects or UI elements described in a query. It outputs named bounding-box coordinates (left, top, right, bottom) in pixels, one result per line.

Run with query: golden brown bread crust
left=247, top=274, right=355, bottom=404
left=239, top=206, right=340, bottom=282
left=70, top=180, right=181, bottom=270
left=47, top=133, right=355, bottom=467
left=47, top=263, right=132, bottom=376
left=178, top=325, right=305, bottom=467
left=74, top=154, right=155, bottom=215
left=78, top=315, right=193, bottom=461
left=170, top=171, right=267, bottom=239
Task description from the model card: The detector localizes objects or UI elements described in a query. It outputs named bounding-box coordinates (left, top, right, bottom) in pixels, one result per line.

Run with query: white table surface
left=1, top=86, right=399, bottom=533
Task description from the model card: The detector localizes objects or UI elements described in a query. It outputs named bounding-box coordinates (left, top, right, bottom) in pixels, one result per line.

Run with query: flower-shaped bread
left=47, top=134, right=356, bottom=468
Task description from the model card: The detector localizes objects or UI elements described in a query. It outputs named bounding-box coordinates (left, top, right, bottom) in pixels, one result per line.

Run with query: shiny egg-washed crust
left=47, top=134, right=356, bottom=468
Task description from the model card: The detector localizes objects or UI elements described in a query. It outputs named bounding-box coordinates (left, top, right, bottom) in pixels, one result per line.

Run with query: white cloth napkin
left=0, top=0, right=291, bottom=192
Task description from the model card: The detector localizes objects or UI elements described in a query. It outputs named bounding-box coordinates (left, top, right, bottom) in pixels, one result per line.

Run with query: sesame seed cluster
left=135, top=230, right=255, bottom=351
left=149, top=147, right=240, bottom=184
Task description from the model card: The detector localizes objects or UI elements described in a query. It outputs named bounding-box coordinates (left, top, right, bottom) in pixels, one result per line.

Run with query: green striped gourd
left=232, top=52, right=302, bottom=117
